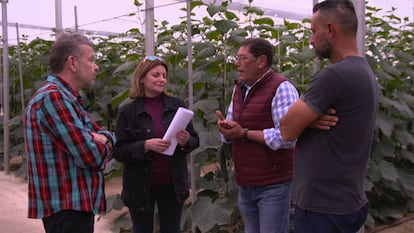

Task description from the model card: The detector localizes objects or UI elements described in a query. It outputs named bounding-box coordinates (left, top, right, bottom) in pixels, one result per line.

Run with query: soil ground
left=1, top=170, right=414, bottom=233
left=0, top=171, right=120, bottom=233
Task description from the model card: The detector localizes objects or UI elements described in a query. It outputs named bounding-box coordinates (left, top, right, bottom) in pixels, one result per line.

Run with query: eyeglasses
left=144, top=56, right=164, bottom=62
left=235, top=55, right=257, bottom=61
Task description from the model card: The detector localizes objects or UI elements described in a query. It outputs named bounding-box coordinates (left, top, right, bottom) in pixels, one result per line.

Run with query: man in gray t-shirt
left=280, top=0, right=379, bottom=232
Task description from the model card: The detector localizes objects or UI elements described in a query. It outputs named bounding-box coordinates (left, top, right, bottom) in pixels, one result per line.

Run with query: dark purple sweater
left=145, top=95, right=172, bottom=184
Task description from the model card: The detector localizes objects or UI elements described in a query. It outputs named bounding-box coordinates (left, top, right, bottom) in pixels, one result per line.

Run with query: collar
left=241, top=68, right=273, bottom=89
left=133, top=94, right=176, bottom=116
left=47, top=74, right=82, bottom=102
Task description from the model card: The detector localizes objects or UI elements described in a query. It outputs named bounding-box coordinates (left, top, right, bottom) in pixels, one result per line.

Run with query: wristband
left=242, top=128, right=248, bottom=142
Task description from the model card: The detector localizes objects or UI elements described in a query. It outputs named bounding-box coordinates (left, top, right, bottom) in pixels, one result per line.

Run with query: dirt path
left=0, top=171, right=114, bottom=233
left=367, top=214, right=414, bottom=233
left=3, top=170, right=414, bottom=233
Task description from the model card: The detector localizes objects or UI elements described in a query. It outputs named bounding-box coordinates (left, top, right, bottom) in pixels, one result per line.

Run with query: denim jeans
left=294, top=204, right=369, bottom=233
left=129, top=184, right=183, bottom=233
left=238, top=181, right=292, bottom=233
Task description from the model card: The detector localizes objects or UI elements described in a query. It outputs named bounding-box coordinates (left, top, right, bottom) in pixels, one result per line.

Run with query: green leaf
left=193, top=70, right=209, bottom=83
left=401, top=67, right=414, bottom=78
left=400, top=149, right=414, bottom=164
left=394, top=50, right=414, bottom=61
left=371, top=135, right=395, bottom=160
left=174, top=45, right=188, bottom=56
left=378, top=160, right=399, bottom=181
left=398, top=92, right=414, bottom=104
left=289, top=50, right=314, bottom=63
left=224, top=11, right=238, bottom=20
left=367, top=160, right=382, bottom=182
left=157, top=35, right=174, bottom=44
left=191, top=196, right=233, bottom=232
left=112, top=61, right=136, bottom=74
left=196, top=46, right=216, bottom=59
left=133, top=0, right=142, bottom=7
left=376, top=70, right=395, bottom=81
left=381, top=97, right=414, bottom=118
left=383, top=63, right=402, bottom=77
left=205, top=30, right=222, bottom=40
left=365, top=213, right=375, bottom=228
left=399, top=170, right=414, bottom=196
left=193, top=99, right=219, bottom=113
left=229, top=28, right=247, bottom=37
left=190, top=0, right=203, bottom=10
left=376, top=112, right=394, bottom=137
left=214, top=20, right=238, bottom=33
left=365, top=179, right=374, bottom=192
left=393, top=101, right=414, bottom=118
left=395, top=129, right=414, bottom=146
left=244, top=6, right=264, bottom=16
left=196, top=130, right=222, bottom=150
left=253, top=17, right=274, bottom=26
left=207, top=5, right=222, bottom=17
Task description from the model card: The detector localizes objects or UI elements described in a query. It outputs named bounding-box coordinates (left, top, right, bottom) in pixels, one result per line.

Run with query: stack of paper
left=162, top=107, right=194, bottom=156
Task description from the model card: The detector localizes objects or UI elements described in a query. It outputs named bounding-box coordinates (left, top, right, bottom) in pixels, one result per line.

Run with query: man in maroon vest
left=216, top=38, right=299, bottom=233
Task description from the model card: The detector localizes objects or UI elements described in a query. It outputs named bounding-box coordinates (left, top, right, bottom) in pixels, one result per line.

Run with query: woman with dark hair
left=113, top=56, right=199, bottom=233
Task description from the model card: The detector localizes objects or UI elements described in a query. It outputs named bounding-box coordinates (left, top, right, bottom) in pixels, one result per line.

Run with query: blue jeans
left=294, top=204, right=368, bottom=233
left=238, top=181, right=292, bottom=233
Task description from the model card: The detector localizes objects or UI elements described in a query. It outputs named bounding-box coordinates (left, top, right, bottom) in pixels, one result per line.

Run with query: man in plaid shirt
left=24, top=32, right=116, bottom=233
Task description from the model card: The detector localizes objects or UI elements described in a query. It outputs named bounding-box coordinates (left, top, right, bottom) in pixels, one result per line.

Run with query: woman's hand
left=145, top=138, right=171, bottom=153
left=176, top=130, right=190, bottom=147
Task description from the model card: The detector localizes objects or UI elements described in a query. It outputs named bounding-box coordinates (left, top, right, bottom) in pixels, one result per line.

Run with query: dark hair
left=240, top=38, right=273, bottom=67
left=129, top=57, right=169, bottom=99
left=313, top=0, right=358, bottom=35
left=49, top=32, right=94, bottom=73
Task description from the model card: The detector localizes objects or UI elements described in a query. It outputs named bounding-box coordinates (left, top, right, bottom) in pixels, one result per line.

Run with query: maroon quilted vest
left=232, top=71, right=294, bottom=187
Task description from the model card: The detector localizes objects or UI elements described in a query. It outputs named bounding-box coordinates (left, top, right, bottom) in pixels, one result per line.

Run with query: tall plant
left=364, top=5, right=414, bottom=227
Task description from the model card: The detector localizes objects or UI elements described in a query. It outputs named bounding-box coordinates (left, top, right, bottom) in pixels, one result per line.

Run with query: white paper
left=162, top=107, right=194, bottom=156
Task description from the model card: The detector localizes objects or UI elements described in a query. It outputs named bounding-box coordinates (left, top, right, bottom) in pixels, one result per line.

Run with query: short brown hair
left=49, top=32, right=94, bottom=73
left=129, top=57, right=169, bottom=99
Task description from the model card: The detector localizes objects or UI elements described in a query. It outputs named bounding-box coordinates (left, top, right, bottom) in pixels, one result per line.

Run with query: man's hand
left=216, top=110, right=243, bottom=140
left=310, top=108, right=338, bottom=130
left=91, top=132, right=112, bottom=166
left=216, top=110, right=234, bottom=129
left=91, top=132, right=108, bottom=144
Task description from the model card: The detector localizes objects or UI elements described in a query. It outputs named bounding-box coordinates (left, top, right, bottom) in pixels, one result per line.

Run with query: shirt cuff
left=263, top=128, right=296, bottom=150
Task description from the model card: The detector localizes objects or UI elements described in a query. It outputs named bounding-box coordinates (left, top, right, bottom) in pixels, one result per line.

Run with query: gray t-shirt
left=293, top=56, right=379, bottom=214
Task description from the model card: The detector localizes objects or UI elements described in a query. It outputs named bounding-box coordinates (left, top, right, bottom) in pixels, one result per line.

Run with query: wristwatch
left=242, top=128, right=248, bottom=142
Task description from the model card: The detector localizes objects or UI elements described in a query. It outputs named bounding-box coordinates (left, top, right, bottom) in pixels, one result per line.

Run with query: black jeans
left=42, top=210, right=94, bottom=233
left=129, top=184, right=183, bottom=233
